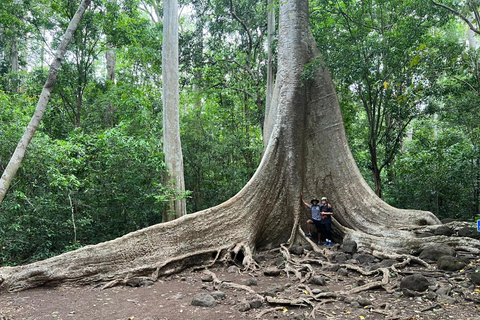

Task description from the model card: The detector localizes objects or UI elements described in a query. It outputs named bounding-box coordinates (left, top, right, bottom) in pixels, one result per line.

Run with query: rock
left=370, top=259, right=397, bottom=271
left=434, top=225, right=453, bottom=236
left=435, top=286, right=451, bottom=296
left=354, top=253, right=375, bottom=264
left=458, top=227, right=479, bottom=239
left=304, top=244, right=314, bottom=251
left=125, top=278, right=142, bottom=287
left=211, top=291, right=226, bottom=300
left=332, top=252, right=351, bottom=263
left=470, top=271, right=480, bottom=285
left=253, top=253, right=271, bottom=264
left=437, top=295, right=457, bottom=305
left=227, top=266, right=239, bottom=273
left=289, top=246, right=304, bottom=255
left=419, top=244, right=456, bottom=261
left=191, top=293, right=217, bottom=307
left=356, top=297, right=371, bottom=307
left=308, top=276, right=326, bottom=286
left=201, top=274, right=214, bottom=282
left=264, top=267, right=281, bottom=276
left=245, top=278, right=258, bottom=286
left=324, top=264, right=340, bottom=272
left=402, top=288, right=418, bottom=297
left=248, top=298, right=263, bottom=309
left=262, top=284, right=284, bottom=297
left=400, top=274, right=430, bottom=292
left=337, top=268, right=348, bottom=277
left=350, top=301, right=361, bottom=308
left=342, top=240, right=358, bottom=254
left=425, top=292, right=437, bottom=300
left=437, top=256, right=467, bottom=271
left=238, top=302, right=251, bottom=312
left=311, top=288, right=326, bottom=294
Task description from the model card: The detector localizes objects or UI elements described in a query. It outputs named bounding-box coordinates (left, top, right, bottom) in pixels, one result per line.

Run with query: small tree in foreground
left=1, top=0, right=479, bottom=292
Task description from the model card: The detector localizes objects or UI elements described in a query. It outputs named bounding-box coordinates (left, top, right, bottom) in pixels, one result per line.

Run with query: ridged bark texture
left=163, top=0, right=186, bottom=221
left=1, top=0, right=479, bottom=293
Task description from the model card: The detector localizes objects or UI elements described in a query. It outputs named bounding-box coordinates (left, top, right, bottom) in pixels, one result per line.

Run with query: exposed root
left=203, top=269, right=264, bottom=301
left=265, top=296, right=309, bottom=306
left=310, top=302, right=335, bottom=319
left=256, top=307, right=285, bottom=319
left=227, top=242, right=259, bottom=271
left=345, top=267, right=389, bottom=294
left=372, top=250, right=430, bottom=268
left=100, top=279, right=121, bottom=290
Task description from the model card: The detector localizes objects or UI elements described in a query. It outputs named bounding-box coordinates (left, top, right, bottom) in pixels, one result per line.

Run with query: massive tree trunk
left=162, top=0, right=186, bottom=221
left=0, top=0, right=92, bottom=206
left=1, top=0, right=479, bottom=293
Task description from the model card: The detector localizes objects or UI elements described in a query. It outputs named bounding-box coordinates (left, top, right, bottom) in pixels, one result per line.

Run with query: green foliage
left=385, top=118, right=478, bottom=221
left=0, top=124, right=174, bottom=265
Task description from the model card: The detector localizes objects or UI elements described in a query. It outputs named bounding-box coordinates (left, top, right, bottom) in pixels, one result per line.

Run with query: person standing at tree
left=319, top=197, right=334, bottom=246
left=301, top=194, right=323, bottom=245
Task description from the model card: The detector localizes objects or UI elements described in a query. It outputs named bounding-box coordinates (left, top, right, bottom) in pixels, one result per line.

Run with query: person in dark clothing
left=319, top=197, right=334, bottom=246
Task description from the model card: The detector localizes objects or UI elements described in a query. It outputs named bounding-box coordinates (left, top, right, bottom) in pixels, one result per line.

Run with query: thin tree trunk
left=10, top=37, right=19, bottom=92
left=264, top=0, right=276, bottom=137
left=162, top=0, right=186, bottom=221
left=0, top=0, right=92, bottom=206
left=106, top=44, right=116, bottom=82
left=10, top=38, right=19, bottom=73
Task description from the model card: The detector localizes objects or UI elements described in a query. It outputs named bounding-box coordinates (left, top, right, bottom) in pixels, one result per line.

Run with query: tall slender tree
left=0, top=0, right=92, bottom=206
left=163, top=0, right=186, bottom=221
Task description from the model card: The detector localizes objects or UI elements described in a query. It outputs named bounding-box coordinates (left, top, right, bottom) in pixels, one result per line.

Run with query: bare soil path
left=1, top=244, right=480, bottom=320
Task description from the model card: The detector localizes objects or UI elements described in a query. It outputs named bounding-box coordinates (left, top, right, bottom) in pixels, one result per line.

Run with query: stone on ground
left=191, top=293, right=217, bottom=307
left=437, top=255, right=467, bottom=271
left=419, top=244, right=456, bottom=261
left=400, top=274, right=430, bottom=292
left=342, top=240, right=358, bottom=254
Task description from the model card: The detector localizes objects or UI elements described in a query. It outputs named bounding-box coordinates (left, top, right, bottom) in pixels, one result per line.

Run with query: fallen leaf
left=360, top=316, right=365, bottom=319
left=282, top=307, right=288, bottom=313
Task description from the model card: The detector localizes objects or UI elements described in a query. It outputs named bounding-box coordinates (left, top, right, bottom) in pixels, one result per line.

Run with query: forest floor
left=1, top=242, right=480, bottom=320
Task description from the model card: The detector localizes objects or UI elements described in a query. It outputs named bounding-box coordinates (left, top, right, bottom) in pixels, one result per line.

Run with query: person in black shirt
left=319, top=197, right=334, bottom=246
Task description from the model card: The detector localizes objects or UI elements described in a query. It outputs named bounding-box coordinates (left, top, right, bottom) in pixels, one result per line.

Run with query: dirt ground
left=1, top=244, right=480, bottom=320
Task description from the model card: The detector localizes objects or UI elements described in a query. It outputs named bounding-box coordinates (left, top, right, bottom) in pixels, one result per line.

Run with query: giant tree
left=1, top=0, right=479, bottom=293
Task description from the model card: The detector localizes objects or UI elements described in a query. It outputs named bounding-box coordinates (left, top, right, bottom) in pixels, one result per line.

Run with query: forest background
left=0, top=0, right=478, bottom=266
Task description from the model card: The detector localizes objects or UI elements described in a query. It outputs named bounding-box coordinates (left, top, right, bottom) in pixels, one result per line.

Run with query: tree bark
left=0, top=0, right=92, bottom=206
left=1, top=0, right=479, bottom=293
left=10, top=37, right=19, bottom=73
left=106, top=44, right=116, bottom=82
left=162, top=0, right=186, bottom=221
left=264, top=0, right=276, bottom=143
